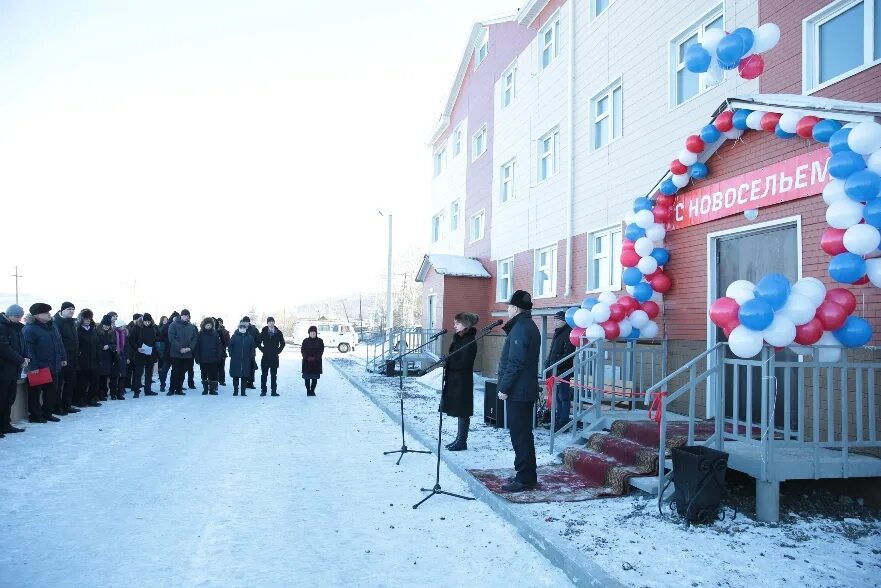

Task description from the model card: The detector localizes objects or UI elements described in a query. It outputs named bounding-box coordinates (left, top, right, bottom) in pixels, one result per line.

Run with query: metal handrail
left=644, top=342, right=725, bottom=406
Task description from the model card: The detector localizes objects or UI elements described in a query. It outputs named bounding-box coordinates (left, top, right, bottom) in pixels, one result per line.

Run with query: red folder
left=27, top=367, right=53, bottom=387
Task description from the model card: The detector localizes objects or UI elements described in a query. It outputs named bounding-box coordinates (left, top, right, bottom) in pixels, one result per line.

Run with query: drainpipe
left=564, top=0, right=575, bottom=296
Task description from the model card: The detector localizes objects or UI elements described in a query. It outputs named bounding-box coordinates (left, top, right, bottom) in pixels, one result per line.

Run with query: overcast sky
left=0, top=0, right=517, bottom=320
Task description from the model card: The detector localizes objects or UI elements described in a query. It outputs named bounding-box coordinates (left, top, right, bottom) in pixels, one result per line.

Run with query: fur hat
left=6, top=304, right=24, bottom=318
left=101, top=314, right=113, bottom=327
left=133, top=313, right=142, bottom=321
left=201, top=317, right=216, bottom=329
left=61, top=301, right=75, bottom=312
left=554, top=310, right=566, bottom=320
left=29, top=302, right=52, bottom=315
left=509, top=290, right=533, bottom=311
left=308, top=325, right=318, bottom=334
left=241, top=316, right=251, bottom=323
left=454, top=312, right=479, bottom=328
left=267, top=316, right=275, bottom=323
left=80, top=309, right=94, bottom=320
left=142, top=313, right=153, bottom=323
left=180, top=309, right=191, bottom=318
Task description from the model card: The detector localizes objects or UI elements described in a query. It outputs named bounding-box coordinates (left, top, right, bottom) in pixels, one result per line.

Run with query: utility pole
left=386, top=213, right=393, bottom=353
left=10, top=266, right=22, bottom=304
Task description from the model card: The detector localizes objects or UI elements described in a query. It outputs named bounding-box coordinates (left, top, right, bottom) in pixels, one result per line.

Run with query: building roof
left=516, top=0, right=552, bottom=26
left=416, top=255, right=491, bottom=282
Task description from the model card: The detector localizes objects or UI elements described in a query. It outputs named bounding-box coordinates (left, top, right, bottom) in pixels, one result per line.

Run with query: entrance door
left=427, top=295, right=437, bottom=331
left=712, top=220, right=799, bottom=429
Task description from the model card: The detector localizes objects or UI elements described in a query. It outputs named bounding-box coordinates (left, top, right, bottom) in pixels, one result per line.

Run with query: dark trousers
left=0, top=379, right=17, bottom=431
left=456, top=416, right=470, bottom=444
left=59, top=365, right=78, bottom=408
left=261, top=365, right=278, bottom=391
left=171, top=357, right=194, bottom=392
left=219, top=357, right=227, bottom=384
left=76, top=369, right=99, bottom=402
left=304, top=377, right=318, bottom=392
left=158, top=357, right=171, bottom=388
left=506, top=399, right=537, bottom=485
left=554, top=382, right=572, bottom=427
left=98, top=375, right=114, bottom=398
left=200, top=362, right=219, bottom=383
left=133, top=359, right=155, bottom=393
left=186, top=360, right=195, bottom=387
left=28, top=379, right=58, bottom=418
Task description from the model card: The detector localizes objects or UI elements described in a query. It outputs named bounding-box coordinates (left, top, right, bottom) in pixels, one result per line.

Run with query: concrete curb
left=331, top=361, right=623, bottom=588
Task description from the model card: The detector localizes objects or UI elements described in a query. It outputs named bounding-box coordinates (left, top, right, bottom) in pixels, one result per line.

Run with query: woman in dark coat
left=75, top=310, right=101, bottom=404
left=301, top=326, right=324, bottom=396
left=228, top=321, right=256, bottom=396
left=443, top=312, right=479, bottom=451
left=95, top=315, right=117, bottom=403
left=193, top=317, right=224, bottom=395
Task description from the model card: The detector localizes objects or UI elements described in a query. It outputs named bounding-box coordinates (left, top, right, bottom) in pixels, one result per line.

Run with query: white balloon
left=672, top=173, right=690, bottom=188
left=624, top=210, right=635, bottom=225
left=585, top=324, right=606, bottom=341
left=826, top=199, right=865, bottom=229
left=753, top=22, right=781, bottom=53
left=591, top=303, right=611, bottom=323
left=630, top=310, right=649, bottom=329
left=762, top=315, right=796, bottom=347
left=637, top=256, right=658, bottom=275
left=844, top=122, right=860, bottom=129
left=625, top=285, right=635, bottom=295
left=678, top=149, right=698, bottom=166
left=866, top=258, right=881, bottom=287
left=816, top=331, right=842, bottom=363
left=634, top=209, right=655, bottom=229
left=618, top=318, right=633, bottom=338
left=650, top=291, right=664, bottom=304
left=728, top=326, right=765, bottom=359
left=641, top=320, right=659, bottom=339
left=645, top=223, right=666, bottom=243
left=573, top=308, right=595, bottom=328
left=868, top=149, right=881, bottom=175
left=723, top=128, right=744, bottom=140
left=778, top=112, right=802, bottom=134
left=746, top=110, right=766, bottom=131
left=790, top=344, right=813, bottom=356
left=726, top=279, right=756, bottom=305
left=703, top=27, right=725, bottom=53
left=847, top=121, right=881, bottom=155
left=779, top=293, right=816, bottom=326
left=822, top=179, right=847, bottom=206
left=844, top=223, right=881, bottom=255
left=597, top=291, right=618, bottom=305
left=635, top=237, right=654, bottom=257
left=791, top=277, right=826, bottom=308
left=706, top=58, right=724, bottom=86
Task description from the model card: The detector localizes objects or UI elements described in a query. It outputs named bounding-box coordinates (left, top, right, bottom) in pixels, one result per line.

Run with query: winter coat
left=228, top=331, right=256, bottom=378
left=546, top=324, right=576, bottom=375
left=96, top=327, right=118, bottom=376
left=76, top=324, right=99, bottom=371
left=259, top=326, right=286, bottom=368
left=301, top=336, right=324, bottom=375
left=247, top=325, right=260, bottom=356
left=442, top=328, right=477, bottom=418
left=0, top=313, right=27, bottom=381
left=497, top=311, right=541, bottom=403
left=194, top=329, right=224, bottom=365
left=128, top=320, right=159, bottom=364
left=168, top=319, right=198, bottom=359
left=114, top=327, right=128, bottom=377
left=54, top=311, right=79, bottom=369
left=218, top=327, right=230, bottom=350
left=23, top=316, right=67, bottom=375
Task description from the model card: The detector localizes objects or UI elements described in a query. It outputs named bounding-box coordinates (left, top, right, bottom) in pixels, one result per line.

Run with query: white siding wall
left=429, top=115, right=469, bottom=255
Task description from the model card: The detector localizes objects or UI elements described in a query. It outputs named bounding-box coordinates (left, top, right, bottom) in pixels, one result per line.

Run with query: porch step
left=628, top=474, right=675, bottom=500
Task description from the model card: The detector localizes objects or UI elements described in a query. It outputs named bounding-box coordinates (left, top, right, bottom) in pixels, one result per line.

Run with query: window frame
left=500, top=159, right=516, bottom=203
left=431, top=211, right=445, bottom=243
left=539, top=13, right=561, bottom=71
left=669, top=5, right=725, bottom=109
left=450, top=200, right=460, bottom=232
left=587, top=225, right=623, bottom=293
left=538, top=127, right=560, bottom=183
left=475, top=27, right=489, bottom=69
left=452, top=126, right=462, bottom=157
left=433, top=147, right=447, bottom=177
left=533, top=245, right=558, bottom=299
left=469, top=209, right=486, bottom=243
left=501, top=61, right=517, bottom=108
left=590, top=78, right=623, bottom=150
left=590, top=0, right=614, bottom=20
left=496, top=257, right=514, bottom=302
left=472, top=125, right=488, bottom=162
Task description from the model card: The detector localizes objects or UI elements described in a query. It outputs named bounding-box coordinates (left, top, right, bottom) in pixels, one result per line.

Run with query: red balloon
left=620, top=250, right=641, bottom=268
left=794, top=318, right=824, bottom=345
left=825, top=288, right=857, bottom=315
left=655, top=195, right=676, bottom=208
left=569, top=327, right=586, bottom=347
left=816, top=301, right=848, bottom=331
left=641, top=301, right=660, bottom=320
left=820, top=228, right=848, bottom=256
left=738, top=54, right=765, bottom=80
left=854, top=274, right=870, bottom=285
left=622, top=239, right=635, bottom=251
left=649, top=271, right=672, bottom=294
left=599, top=320, right=620, bottom=341
left=685, top=135, right=705, bottom=154
left=671, top=160, right=688, bottom=175
left=608, top=303, right=626, bottom=322
left=618, top=296, right=639, bottom=314
left=796, top=116, right=821, bottom=139
left=760, top=111, right=782, bottom=132
left=722, top=324, right=737, bottom=338
left=653, top=206, right=673, bottom=223
left=714, top=110, right=734, bottom=132
left=709, top=297, right=740, bottom=328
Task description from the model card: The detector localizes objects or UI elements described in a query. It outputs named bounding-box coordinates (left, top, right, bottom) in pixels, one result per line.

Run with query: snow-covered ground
left=333, top=355, right=881, bottom=588
left=0, top=351, right=574, bottom=588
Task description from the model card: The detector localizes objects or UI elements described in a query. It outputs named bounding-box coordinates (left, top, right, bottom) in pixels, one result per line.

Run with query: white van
left=292, top=320, right=359, bottom=353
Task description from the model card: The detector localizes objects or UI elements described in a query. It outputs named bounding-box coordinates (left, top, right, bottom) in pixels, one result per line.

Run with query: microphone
left=429, top=329, right=448, bottom=341
left=482, top=319, right=504, bottom=332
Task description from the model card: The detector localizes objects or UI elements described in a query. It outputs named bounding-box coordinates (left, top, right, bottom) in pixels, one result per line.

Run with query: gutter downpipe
left=565, top=0, right=575, bottom=296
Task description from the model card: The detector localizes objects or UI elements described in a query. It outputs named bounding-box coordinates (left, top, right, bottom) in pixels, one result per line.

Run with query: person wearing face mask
left=442, top=312, right=479, bottom=452
left=301, top=325, right=324, bottom=396
left=53, top=301, right=80, bottom=413
left=96, top=315, right=117, bottom=401
left=129, top=313, right=159, bottom=398
left=22, top=303, right=66, bottom=423
left=0, top=304, right=29, bottom=436
left=74, top=309, right=101, bottom=405
left=194, top=317, right=224, bottom=395
left=258, top=317, right=286, bottom=397
left=168, top=309, right=198, bottom=396
left=228, top=321, right=256, bottom=396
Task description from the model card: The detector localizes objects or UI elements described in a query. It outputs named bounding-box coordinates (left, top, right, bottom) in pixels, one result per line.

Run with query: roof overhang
left=416, top=255, right=492, bottom=282
left=516, top=0, right=552, bottom=26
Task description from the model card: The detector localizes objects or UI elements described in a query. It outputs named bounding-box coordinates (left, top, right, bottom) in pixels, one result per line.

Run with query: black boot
left=233, top=381, right=239, bottom=396
left=133, top=390, right=140, bottom=398
left=202, top=381, right=209, bottom=395
left=209, top=381, right=218, bottom=395
left=260, top=388, right=267, bottom=396
left=271, top=389, right=279, bottom=397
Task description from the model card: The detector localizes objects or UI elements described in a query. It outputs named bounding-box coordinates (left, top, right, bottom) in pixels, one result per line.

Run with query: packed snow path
left=0, top=352, right=573, bottom=588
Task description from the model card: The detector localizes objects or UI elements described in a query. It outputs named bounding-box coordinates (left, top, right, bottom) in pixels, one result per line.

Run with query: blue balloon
left=659, top=178, right=678, bottom=195
left=863, top=198, right=881, bottom=228
left=690, top=162, right=709, bottom=179
left=829, top=128, right=854, bottom=154
left=650, top=247, right=670, bottom=266
left=738, top=298, right=775, bottom=331
left=754, top=273, right=791, bottom=311
left=633, top=197, right=653, bottom=212
left=623, top=267, right=643, bottom=286
left=829, top=253, right=867, bottom=284
left=775, top=125, right=795, bottom=139
left=828, top=150, right=867, bottom=179
left=581, top=297, right=598, bottom=310
left=731, top=27, right=754, bottom=55
left=716, top=34, right=745, bottom=68
left=732, top=109, right=752, bottom=130
left=834, top=316, right=873, bottom=348
left=565, top=307, right=579, bottom=329
left=845, top=170, right=881, bottom=202
left=812, top=119, right=842, bottom=143
left=633, top=282, right=654, bottom=303
left=625, top=223, right=646, bottom=241
left=684, top=43, right=712, bottom=73
left=700, top=124, right=721, bottom=144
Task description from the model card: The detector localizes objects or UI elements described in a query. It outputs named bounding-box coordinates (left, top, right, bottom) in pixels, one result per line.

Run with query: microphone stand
left=383, top=331, right=446, bottom=465
left=412, top=322, right=500, bottom=509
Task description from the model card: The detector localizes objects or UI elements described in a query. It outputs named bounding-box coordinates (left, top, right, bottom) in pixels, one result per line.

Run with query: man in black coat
left=22, top=302, right=67, bottom=422
left=129, top=313, right=159, bottom=397
left=258, top=317, right=286, bottom=396
left=75, top=309, right=101, bottom=405
left=54, top=302, right=80, bottom=412
left=546, top=310, right=576, bottom=432
left=241, top=317, right=260, bottom=389
left=497, top=290, right=541, bottom=492
left=0, top=305, right=28, bottom=436
left=216, top=318, right=230, bottom=386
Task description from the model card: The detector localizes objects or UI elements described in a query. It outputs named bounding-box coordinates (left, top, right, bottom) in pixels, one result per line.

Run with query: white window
left=671, top=8, right=724, bottom=107
left=534, top=246, right=558, bottom=298
left=500, top=160, right=515, bottom=203
left=502, top=63, right=516, bottom=108
left=591, top=0, right=613, bottom=19
left=452, top=127, right=462, bottom=157
left=497, top=258, right=514, bottom=302
left=538, top=128, right=560, bottom=182
left=472, top=125, right=487, bottom=161
left=431, top=212, right=444, bottom=243
left=592, top=80, right=623, bottom=149
left=450, top=200, right=460, bottom=232
left=475, top=28, right=489, bottom=68
left=540, top=18, right=561, bottom=70
left=588, top=226, right=623, bottom=291
left=804, top=0, right=881, bottom=93
left=433, top=147, right=447, bottom=177
left=469, top=209, right=485, bottom=242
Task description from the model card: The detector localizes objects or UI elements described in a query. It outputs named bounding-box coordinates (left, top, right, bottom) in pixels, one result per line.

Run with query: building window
left=671, top=7, right=724, bottom=107
left=502, top=63, right=516, bottom=108
left=534, top=246, right=558, bottom=298
left=469, top=209, right=485, bottom=243
left=433, top=147, right=447, bottom=177
left=500, top=160, right=515, bottom=203
left=592, top=80, right=623, bottom=149
left=804, top=0, right=881, bottom=92
left=540, top=18, right=561, bottom=70
left=538, top=128, right=560, bottom=182
left=588, top=226, right=623, bottom=291
left=497, top=258, right=514, bottom=302
left=431, top=212, right=444, bottom=243
left=450, top=200, right=460, bottom=232
left=452, top=127, right=462, bottom=157
left=475, top=28, right=489, bottom=68
left=591, top=0, right=613, bottom=19
left=472, top=125, right=487, bottom=161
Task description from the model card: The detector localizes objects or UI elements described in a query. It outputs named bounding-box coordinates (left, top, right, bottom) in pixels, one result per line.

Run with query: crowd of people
left=0, top=302, right=325, bottom=438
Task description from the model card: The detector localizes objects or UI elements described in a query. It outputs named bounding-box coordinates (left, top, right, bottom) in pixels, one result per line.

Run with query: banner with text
left=668, top=148, right=831, bottom=230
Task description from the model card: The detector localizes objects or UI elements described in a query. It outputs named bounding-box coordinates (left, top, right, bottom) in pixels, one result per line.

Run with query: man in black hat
left=497, top=290, right=541, bottom=492
left=168, top=309, right=198, bottom=395
left=258, top=317, right=286, bottom=396
left=22, top=303, right=66, bottom=422
left=546, top=310, right=576, bottom=432
left=129, top=313, right=159, bottom=397
left=53, top=301, right=80, bottom=412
